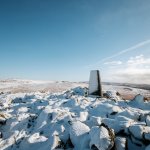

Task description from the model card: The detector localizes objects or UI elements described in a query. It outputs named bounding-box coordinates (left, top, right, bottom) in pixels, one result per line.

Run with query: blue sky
left=0, top=0, right=150, bottom=83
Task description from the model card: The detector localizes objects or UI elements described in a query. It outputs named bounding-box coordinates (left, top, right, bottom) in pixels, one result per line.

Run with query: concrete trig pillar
left=89, top=70, right=102, bottom=96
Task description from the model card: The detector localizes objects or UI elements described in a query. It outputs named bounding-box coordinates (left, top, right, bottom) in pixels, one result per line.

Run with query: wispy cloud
left=87, top=39, right=150, bottom=68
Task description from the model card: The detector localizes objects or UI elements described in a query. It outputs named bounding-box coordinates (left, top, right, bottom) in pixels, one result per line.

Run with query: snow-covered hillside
left=0, top=79, right=87, bottom=94
left=0, top=86, right=150, bottom=150
left=0, top=79, right=149, bottom=100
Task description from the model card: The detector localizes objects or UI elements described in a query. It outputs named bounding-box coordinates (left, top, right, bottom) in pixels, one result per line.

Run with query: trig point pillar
left=89, top=70, right=102, bottom=97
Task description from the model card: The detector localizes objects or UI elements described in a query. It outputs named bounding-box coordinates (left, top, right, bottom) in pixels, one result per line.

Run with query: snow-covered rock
left=89, top=125, right=115, bottom=150
left=20, top=133, right=49, bottom=150
left=146, top=144, right=150, bottom=150
left=129, top=94, right=150, bottom=110
left=0, top=116, right=6, bottom=125
left=103, top=90, right=121, bottom=100
left=115, top=137, right=126, bottom=150
left=102, top=117, right=132, bottom=134
left=146, top=115, right=150, bottom=126
left=76, top=111, right=88, bottom=122
left=144, top=133, right=150, bottom=142
left=69, top=121, right=90, bottom=150
left=86, top=116, right=101, bottom=128
left=129, top=124, right=150, bottom=140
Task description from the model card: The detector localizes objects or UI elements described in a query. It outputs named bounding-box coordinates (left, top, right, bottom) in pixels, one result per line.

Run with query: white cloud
left=127, top=54, right=150, bottom=66
left=104, top=61, right=122, bottom=65
left=105, top=54, right=150, bottom=84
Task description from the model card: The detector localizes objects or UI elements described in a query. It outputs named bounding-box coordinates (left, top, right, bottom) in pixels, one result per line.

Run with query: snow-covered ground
left=0, top=80, right=150, bottom=150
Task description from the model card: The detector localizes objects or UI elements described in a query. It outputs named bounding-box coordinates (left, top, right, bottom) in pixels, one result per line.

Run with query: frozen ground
left=0, top=80, right=150, bottom=150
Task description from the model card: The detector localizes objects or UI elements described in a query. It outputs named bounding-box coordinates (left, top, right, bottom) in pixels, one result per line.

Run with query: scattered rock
left=76, top=111, right=88, bottom=122
left=21, top=132, right=48, bottom=150
left=49, top=135, right=61, bottom=150
left=145, top=144, right=150, bottom=150
left=144, top=132, right=150, bottom=141
left=129, top=125, right=143, bottom=139
left=102, top=117, right=133, bottom=134
left=0, top=132, right=2, bottom=138
left=103, top=91, right=121, bottom=100
left=73, top=87, right=88, bottom=96
left=128, top=94, right=150, bottom=109
left=0, top=113, right=7, bottom=125
left=86, top=116, right=101, bottom=128
left=63, top=137, right=74, bottom=149
left=12, top=97, right=24, bottom=103
left=69, top=121, right=90, bottom=150
left=115, top=137, right=127, bottom=150
left=130, top=135, right=144, bottom=147
left=129, top=124, right=150, bottom=140
left=0, top=92, right=4, bottom=95
left=146, top=115, right=150, bottom=126
left=89, top=125, right=115, bottom=150
left=127, top=137, right=146, bottom=150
